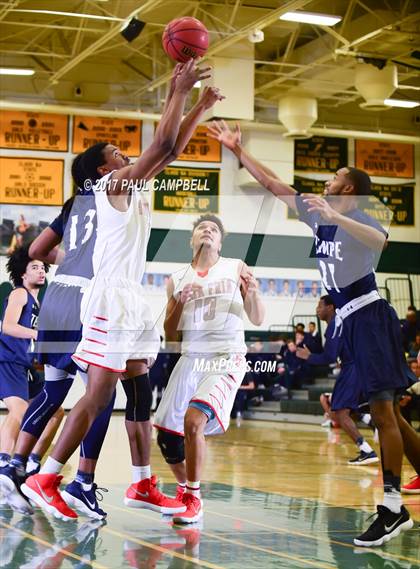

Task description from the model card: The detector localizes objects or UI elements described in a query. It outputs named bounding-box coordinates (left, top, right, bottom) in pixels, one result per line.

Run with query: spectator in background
left=231, top=375, right=255, bottom=420
left=265, top=279, right=278, bottom=297
left=305, top=321, right=322, bottom=354
left=408, top=332, right=420, bottom=358
left=279, top=279, right=292, bottom=298
left=296, top=280, right=305, bottom=299
left=401, top=306, right=420, bottom=351
left=295, top=331, right=305, bottom=348
left=295, top=322, right=305, bottom=334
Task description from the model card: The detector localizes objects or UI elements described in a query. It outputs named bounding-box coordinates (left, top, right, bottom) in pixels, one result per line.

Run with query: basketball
left=162, top=17, right=209, bottom=63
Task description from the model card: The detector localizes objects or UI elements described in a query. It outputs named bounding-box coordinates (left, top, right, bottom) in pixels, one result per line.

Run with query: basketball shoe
left=21, top=473, right=77, bottom=521
left=124, top=475, right=186, bottom=514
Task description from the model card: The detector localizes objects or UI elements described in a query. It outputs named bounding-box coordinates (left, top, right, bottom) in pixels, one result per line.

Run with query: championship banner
left=294, top=136, right=347, bottom=173
left=72, top=116, right=141, bottom=156
left=176, top=124, right=221, bottom=162
left=355, top=140, right=414, bottom=178
left=0, top=157, right=64, bottom=205
left=153, top=166, right=219, bottom=214
left=288, top=176, right=325, bottom=219
left=0, top=110, right=68, bottom=151
left=371, top=182, right=414, bottom=226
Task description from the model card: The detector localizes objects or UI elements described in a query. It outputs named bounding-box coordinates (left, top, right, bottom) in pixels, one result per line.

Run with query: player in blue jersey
left=209, top=120, right=420, bottom=547
left=0, top=246, right=64, bottom=512
left=297, top=295, right=378, bottom=465
left=0, top=191, right=116, bottom=520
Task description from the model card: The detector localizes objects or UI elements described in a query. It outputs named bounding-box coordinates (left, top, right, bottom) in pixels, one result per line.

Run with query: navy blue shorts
left=331, top=365, right=365, bottom=411
left=36, top=282, right=83, bottom=375
left=28, top=366, right=44, bottom=399
left=0, top=361, right=30, bottom=400
left=343, top=299, right=408, bottom=396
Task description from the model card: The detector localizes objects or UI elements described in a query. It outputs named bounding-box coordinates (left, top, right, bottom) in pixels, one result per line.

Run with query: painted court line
left=0, top=520, right=108, bottom=569
left=103, top=526, right=226, bottom=569
left=104, top=503, right=336, bottom=569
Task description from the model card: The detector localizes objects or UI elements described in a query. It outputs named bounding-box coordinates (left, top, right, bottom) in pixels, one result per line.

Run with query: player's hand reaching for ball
left=303, top=195, right=338, bottom=223
left=175, top=59, right=212, bottom=94
left=207, top=120, right=241, bottom=150
left=169, top=63, right=184, bottom=96
left=198, top=86, right=225, bottom=110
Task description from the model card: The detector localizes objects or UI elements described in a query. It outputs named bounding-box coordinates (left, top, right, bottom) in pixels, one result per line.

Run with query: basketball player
left=296, top=295, right=379, bottom=465
left=0, top=247, right=63, bottom=513
left=21, top=59, right=224, bottom=520
left=208, top=120, right=420, bottom=546
left=154, top=214, right=265, bottom=523
left=0, top=192, right=117, bottom=519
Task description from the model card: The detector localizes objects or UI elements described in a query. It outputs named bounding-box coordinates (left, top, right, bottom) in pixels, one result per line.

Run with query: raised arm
left=207, top=120, right=297, bottom=210
left=29, top=228, right=63, bottom=265
left=2, top=288, right=37, bottom=340
left=111, top=60, right=211, bottom=192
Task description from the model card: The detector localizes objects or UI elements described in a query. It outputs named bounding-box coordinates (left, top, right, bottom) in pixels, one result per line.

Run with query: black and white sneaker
left=348, top=451, right=379, bottom=466
left=354, top=505, right=413, bottom=547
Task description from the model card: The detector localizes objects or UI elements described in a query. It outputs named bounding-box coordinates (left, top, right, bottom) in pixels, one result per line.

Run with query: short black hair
left=192, top=214, right=225, bottom=240
left=6, top=244, right=49, bottom=287
left=320, top=294, right=335, bottom=308
left=72, top=142, right=108, bottom=188
left=296, top=322, right=305, bottom=329
left=309, top=321, right=316, bottom=326
left=345, top=167, right=371, bottom=195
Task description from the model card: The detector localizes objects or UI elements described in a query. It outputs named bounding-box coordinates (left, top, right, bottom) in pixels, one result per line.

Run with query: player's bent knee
left=122, top=374, right=152, bottom=422
left=157, top=429, right=185, bottom=464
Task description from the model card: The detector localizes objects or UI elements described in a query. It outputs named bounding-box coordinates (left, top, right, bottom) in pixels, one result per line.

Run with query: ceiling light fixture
left=280, top=11, right=342, bottom=26
left=12, top=9, right=124, bottom=22
left=0, top=67, right=35, bottom=76
left=384, top=98, right=419, bottom=108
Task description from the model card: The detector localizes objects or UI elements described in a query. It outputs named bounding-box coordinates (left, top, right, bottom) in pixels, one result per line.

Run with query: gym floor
left=0, top=418, right=419, bottom=568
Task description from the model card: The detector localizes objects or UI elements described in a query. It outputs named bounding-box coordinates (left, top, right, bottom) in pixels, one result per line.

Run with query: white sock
left=186, top=480, right=200, bottom=498
left=40, top=457, right=63, bottom=475
left=132, top=465, right=151, bottom=483
left=26, top=458, right=40, bottom=475
left=383, top=489, right=402, bottom=514
left=358, top=439, right=374, bottom=454
left=361, top=413, right=371, bottom=425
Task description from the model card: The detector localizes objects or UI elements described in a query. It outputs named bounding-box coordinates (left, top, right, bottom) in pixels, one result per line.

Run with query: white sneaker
left=321, top=419, right=332, bottom=428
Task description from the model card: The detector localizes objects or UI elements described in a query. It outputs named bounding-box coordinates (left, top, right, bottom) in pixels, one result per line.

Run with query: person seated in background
left=408, top=332, right=420, bottom=358
left=230, top=375, right=256, bottom=419
left=401, top=306, right=419, bottom=351
left=276, top=339, right=305, bottom=397
left=398, top=360, right=420, bottom=431
left=305, top=321, right=322, bottom=354
left=294, top=322, right=305, bottom=335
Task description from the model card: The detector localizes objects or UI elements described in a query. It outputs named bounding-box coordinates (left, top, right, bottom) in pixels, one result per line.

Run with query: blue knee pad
left=79, top=389, right=116, bottom=460
left=21, top=378, right=74, bottom=438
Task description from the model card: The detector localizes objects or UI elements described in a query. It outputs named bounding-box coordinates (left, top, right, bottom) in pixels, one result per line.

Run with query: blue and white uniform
left=296, top=197, right=408, bottom=396
left=37, top=189, right=97, bottom=375
left=0, top=288, right=43, bottom=400
left=307, top=321, right=364, bottom=411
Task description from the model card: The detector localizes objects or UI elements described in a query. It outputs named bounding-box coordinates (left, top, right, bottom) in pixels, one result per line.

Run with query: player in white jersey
left=22, top=60, right=225, bottom=521
left=155, top=215, right=265, bottom=523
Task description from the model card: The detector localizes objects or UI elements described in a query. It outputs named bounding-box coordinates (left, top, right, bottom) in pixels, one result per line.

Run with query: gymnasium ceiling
left=0, top=0, right=419, bottom=135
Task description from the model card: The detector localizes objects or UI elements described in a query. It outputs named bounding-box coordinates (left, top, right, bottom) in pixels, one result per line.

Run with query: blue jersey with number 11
left=296, top=196, right=387, bottom=308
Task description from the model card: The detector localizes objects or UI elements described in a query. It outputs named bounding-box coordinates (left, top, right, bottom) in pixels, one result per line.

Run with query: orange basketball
left=162, top=17, right=209, bottom=63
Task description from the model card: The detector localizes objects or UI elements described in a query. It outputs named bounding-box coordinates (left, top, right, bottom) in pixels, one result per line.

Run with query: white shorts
left=154, top=353, right=246, bottom=436
left=73, top=278, right=160, bottom=373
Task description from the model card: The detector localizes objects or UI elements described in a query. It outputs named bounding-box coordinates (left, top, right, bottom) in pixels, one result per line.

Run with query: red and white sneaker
left=402, top=475, right=420, bottom=494
left=124, top=475, right=186, bottom=514
left=172, top=493, right=203, bottom=524
left=21, top=474, right=78, bottom=521
left=175, top=485, right=186, bottom=503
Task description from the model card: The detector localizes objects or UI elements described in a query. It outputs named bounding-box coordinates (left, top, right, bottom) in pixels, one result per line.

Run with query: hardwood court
left=1, top=417, right=419, bottom=568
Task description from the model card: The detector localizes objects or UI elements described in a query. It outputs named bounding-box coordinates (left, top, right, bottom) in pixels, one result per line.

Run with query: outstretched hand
left=175, top=58, right=212, bottom=94
left=199, top=86, right=225, bottom=110
left=302, top=195, right=338, bottom=223
left=207, top=120, right=241, bottom=150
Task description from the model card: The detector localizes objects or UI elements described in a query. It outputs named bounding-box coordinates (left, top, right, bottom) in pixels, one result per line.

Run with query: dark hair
left=345, top=167, right=371, bottom=196
left=320, top=294, right=335, bottom=308
left=309, top=321, right=316, bottom=326
left=296, top=322, right=305, bottom=328
left=71, top=142, right=108, bottom=188
left=6, top=244, right=49, bottom=287
left=192, top=214, right=225, bottom=240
